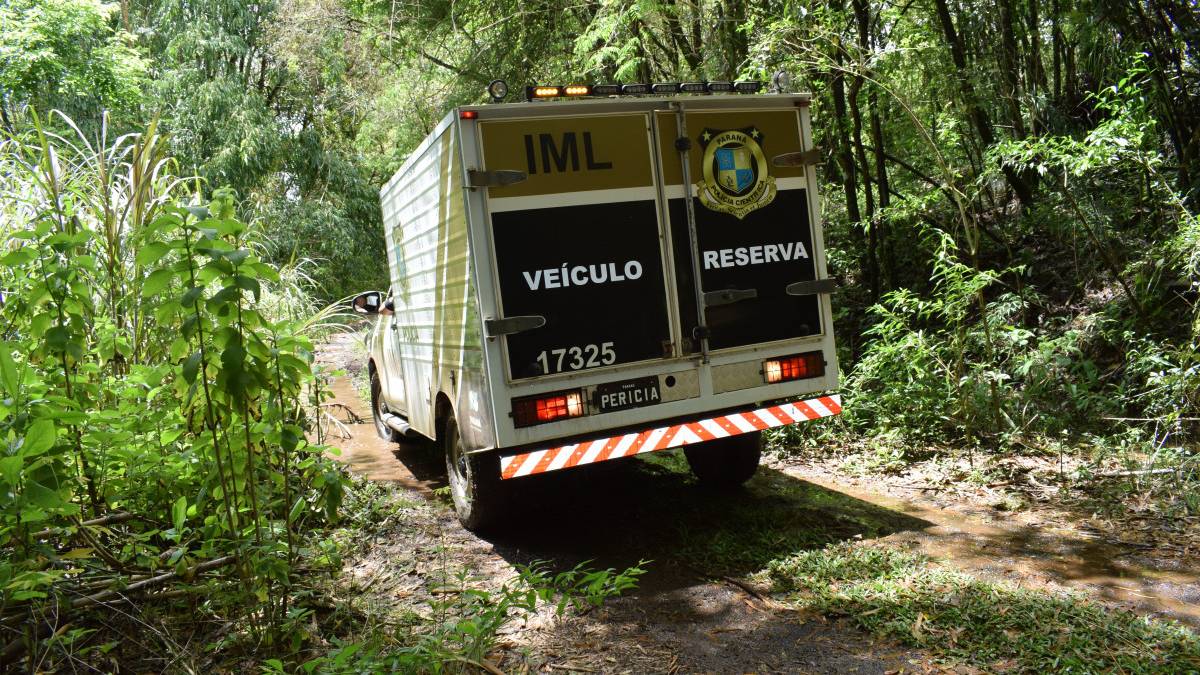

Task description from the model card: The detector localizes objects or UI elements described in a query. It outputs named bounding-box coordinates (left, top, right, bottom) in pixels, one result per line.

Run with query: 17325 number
left=535, top=342, right=616, bottom=374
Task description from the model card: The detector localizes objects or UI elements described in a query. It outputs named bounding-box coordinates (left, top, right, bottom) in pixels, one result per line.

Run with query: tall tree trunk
left=933, top=0, right=1036, bottom=206
left=1051, top=0, right=1063, bottom=103
left=1026, top=0, right=1048, bottom=93
left=664, top=0, right=701, bottom=73
left=719, top=0, right=748, bottom=78
left=849, top=76, right=879, bottom=301
left=830, top=40, right=870, bottom=295
left=852, top=0, right=893, bottom=290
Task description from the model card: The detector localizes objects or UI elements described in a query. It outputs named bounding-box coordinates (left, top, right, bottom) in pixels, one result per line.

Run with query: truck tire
left=370, top=367, right=403, bottom=442
left=684, top=431, right=763, bottom=487
left=444, top=415, right=506, bottom=531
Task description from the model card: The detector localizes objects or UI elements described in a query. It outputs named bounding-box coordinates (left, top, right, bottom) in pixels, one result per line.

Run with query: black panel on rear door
left=657, top=108, right=822, bottom=352
left=668, top=189, right=820, bottom=350
left=491, top=200, right=671, bottom=380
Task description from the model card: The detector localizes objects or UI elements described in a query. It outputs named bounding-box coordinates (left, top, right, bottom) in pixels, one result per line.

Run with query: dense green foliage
left=3, top=0, right=1200, bottom=669
left=0, top=116, right=347, bottom=668
left=10, top=0, right=1186, bottom=449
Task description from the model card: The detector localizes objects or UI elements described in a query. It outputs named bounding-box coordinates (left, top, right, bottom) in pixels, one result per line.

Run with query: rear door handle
left=786, top=279, right=838, bottom=296
left=704, top=288, right=757, bottom=307
left=484, top=315, right=546, bottom=337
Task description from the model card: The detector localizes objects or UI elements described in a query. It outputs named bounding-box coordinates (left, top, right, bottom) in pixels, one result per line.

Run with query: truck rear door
left=479, top=113, right=675, bottom=381
left=655, top=106, right=821, bottom=352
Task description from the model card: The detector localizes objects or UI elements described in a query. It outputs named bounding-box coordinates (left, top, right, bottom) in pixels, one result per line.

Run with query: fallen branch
left=320, top=410, right=354, bottom=439
left=29, top=512, right=136, bottom=540
left=0, top=555, right=237, bottom=667
left=322, top=402, right=364, bottom=423
left=1094, top=467, right=1179, bottom=478
left=549, top=664, right=598, bottom=673
left=1102, top=417, right=1200, bottom=422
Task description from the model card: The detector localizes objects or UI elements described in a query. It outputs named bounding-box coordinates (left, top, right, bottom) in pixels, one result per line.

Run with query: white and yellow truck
left=352, top=83, right=841, bottom=529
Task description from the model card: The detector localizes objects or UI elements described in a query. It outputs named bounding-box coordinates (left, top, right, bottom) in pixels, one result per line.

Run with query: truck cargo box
left=358, top=92, right=840, bottom=529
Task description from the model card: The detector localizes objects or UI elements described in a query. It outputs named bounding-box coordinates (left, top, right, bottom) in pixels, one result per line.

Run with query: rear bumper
left=499, top=394, right=841, bottom=480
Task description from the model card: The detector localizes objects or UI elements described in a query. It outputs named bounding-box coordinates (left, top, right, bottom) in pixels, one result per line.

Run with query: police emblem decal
left=697, top=127, right=777, bottom=219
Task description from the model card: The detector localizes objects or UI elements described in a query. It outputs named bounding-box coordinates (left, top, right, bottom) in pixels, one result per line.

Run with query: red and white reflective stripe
left=500, top=394, right=841, bottom=480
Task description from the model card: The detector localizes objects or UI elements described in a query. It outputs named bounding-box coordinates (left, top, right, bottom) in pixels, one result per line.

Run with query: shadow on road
left=475, top=452, right=931, bottom=591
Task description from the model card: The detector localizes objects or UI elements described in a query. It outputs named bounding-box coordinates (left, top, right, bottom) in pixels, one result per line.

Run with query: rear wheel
left=684, top=432, right=762, bottom=487
left=370, top=367, right=402, bottom=442
left=444, top=415, right=506, bottom=531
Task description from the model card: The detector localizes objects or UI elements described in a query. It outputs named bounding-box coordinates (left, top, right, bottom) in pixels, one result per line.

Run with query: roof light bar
left=527, top=85, right=562, bottom=99
left=523, top=80, right=768, bottom=100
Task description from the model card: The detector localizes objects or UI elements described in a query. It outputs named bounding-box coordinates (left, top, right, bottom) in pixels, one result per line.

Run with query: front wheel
left=370, top=367, right=402, bottom=442
left=444, top=415, right=506, bottom=531
left=684, top=431, right=763, bottom=487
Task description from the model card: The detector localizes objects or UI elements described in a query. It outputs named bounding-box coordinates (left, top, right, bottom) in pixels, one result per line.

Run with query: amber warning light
left=512, top=389, right=586, bottom=427
left=763, top=352, right=825, bottom=384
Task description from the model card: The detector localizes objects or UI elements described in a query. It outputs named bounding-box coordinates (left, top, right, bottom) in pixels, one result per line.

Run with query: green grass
left=767, top=542, right=1200, bottom=673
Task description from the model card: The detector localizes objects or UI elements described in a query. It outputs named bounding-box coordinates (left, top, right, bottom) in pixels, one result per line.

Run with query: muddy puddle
left=320, top=366, right=1200, bottom=630
left=317, top=375, right=446, bottom=493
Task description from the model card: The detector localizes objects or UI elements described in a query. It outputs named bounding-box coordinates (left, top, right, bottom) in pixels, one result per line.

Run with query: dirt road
left=315, top=331, right=1199, bottom=672
left=316, top=332, right=935, bottom=673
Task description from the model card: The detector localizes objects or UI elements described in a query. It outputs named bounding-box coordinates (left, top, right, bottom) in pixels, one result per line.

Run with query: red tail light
left=763, top=351, right=825, bottom=384
left=512, top=389, right=586, bottom=427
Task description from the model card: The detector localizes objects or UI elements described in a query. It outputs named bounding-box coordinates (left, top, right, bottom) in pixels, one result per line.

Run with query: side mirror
left=350, top=291, right=384, bottom=315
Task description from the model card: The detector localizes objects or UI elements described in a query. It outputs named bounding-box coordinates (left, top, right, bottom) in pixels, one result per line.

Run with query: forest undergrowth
left=0, top=114, right=641, bottom=672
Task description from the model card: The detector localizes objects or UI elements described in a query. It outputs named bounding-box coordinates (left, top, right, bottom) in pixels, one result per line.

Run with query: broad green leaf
left=0, top=248, right=36, bottom=266
left=0, top=344, right=19, bottom=396
left=0, top=456, right=23, bottom=485
left=143, top=268, right=174, bottom=296
left=26, top=480, right=68, bottom=509
left=45, top=326, right=70, bottom=351
left=135, top=241, right=171, bottom=266
left=182, top=352, right=202, bottom=383
left=169, top=338, right=188, bottom=361
left=172, top=496, right=187, bottom=532
left=29, top=313, right=50, bottom=338
left=21, top=419, right=56, bottom=457
left=235, top=275, right=261, bottom=300
left=181, top=286, right=204, bottom=307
